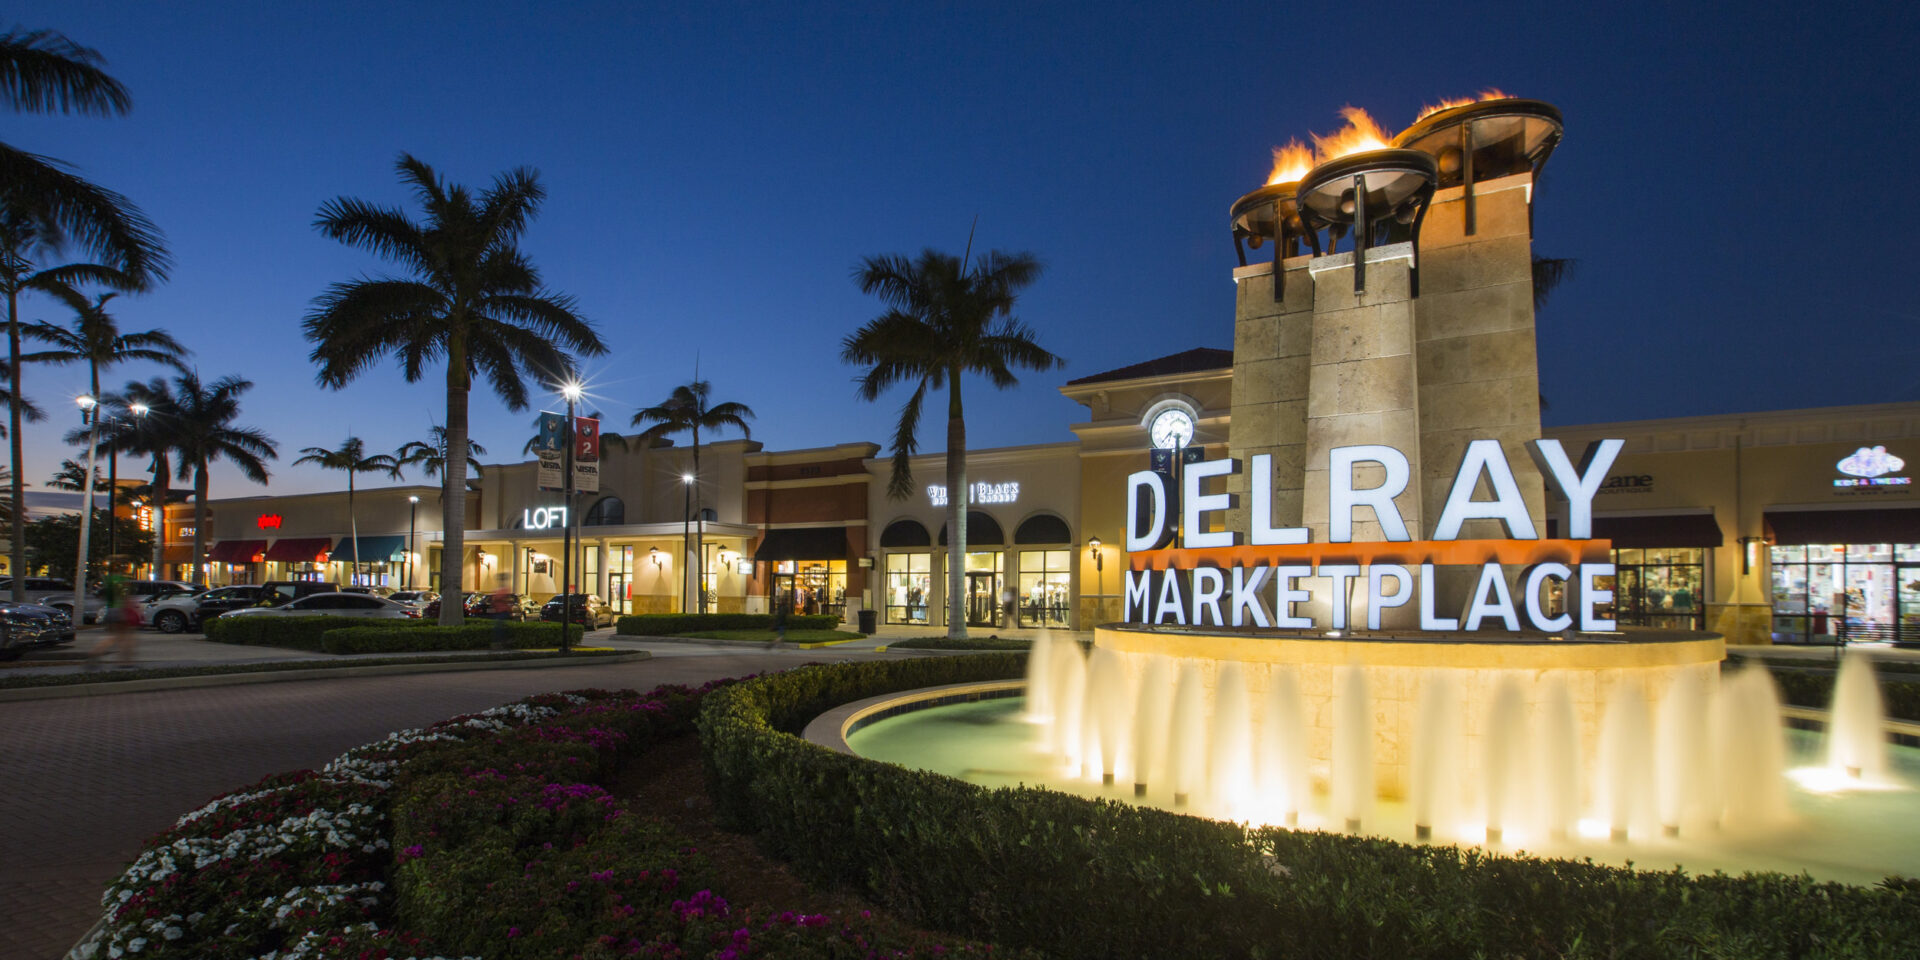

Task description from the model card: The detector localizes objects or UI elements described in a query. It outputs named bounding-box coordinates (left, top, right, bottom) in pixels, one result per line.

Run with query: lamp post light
left=406, top=495, right=419, bottom=588
left=559, top=381, right=582, bottom=652
left=1087, top=537, right=1104, bottom=621
left=681, top=473, right=694, bottom=614
left=73, top=395, right=103, bottom=618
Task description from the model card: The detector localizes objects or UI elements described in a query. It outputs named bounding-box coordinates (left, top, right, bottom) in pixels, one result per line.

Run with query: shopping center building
left=164, top=348, right=1920, bottom=646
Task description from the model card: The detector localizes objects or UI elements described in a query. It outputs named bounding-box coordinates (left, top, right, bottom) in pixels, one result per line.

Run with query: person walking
left=87, top=564, right=141, bottom=669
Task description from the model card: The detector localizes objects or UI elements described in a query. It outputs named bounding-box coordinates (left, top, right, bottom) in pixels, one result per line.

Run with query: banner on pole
left=536, top=412, right=566, bottom=490
left=573, top=415, right=600, bottom=493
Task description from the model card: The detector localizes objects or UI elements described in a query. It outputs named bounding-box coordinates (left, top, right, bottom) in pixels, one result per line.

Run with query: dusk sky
left=11, top=1, right=1918, bottom=499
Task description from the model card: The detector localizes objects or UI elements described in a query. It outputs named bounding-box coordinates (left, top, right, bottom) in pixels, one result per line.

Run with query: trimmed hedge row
left=202, top=614, right=435, bottom=650
left=617, top=612, right=838, bottom=635
left=700, top=655, right=1920, bottom=960
left=886, top=636, right=1034, bottom=651
left=319, top=620, right=583, bottom=654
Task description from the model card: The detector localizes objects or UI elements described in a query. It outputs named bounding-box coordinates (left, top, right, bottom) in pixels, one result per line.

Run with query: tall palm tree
left=45, top=457, right=102, bottom=491
left=396, top=424, right=486, bottom=487
left=843, top=247, right=1059, bottom=638
left=631, top=380, right=753, bottom=613
left=24, top=289, right=189, bottom=398
left=304, top=154, right=604, bottom=624
left=293, top=437, right=400, bottom=584
left=99, top=376, right=175, bottom=577
left=164, top=373, right=276, bottom=586
left=0, top=26, right=169, bottom=599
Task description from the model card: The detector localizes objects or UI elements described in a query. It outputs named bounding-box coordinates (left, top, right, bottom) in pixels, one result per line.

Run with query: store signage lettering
left=1834, top=446, right=1910, bottom=487
left=927, top=481, right=1020, bottom=507
left=179, top=526, right=196, bottom=539
left=257, top=513, right=283, bottom=529
left=1123, top=438, right=1624, bottom=634
left=522, top=506, right=568, bottom=530
left=1598, top=474, right=1653, bottom=495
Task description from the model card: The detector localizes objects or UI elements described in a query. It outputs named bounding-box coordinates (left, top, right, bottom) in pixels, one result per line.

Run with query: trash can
left=857, top=608, right=877, bottom=635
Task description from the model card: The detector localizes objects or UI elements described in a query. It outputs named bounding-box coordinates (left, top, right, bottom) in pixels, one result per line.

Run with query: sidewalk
left=0, top=624, right=636, bottom=677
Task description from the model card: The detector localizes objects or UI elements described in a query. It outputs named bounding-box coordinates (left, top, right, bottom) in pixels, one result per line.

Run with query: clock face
left=1150, top=409, right=1194, bottom=449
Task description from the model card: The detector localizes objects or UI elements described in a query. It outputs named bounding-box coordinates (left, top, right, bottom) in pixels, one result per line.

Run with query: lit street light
left=406, top=495, right=419, bottom=588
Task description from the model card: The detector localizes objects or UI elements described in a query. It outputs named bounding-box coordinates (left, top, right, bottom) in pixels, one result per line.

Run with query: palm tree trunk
left=439, top=344, right=470, bottom=625
left=191, top=464, right=209, bottom=587
left=149, top=456, right=166, bottom=578
left=347, top=470, right=359, bottom=587
left=692, top=422, right=701, bottom=614
left=7, top=284, right=23, bottom=599
left=946, top=371, right=967, bottom=639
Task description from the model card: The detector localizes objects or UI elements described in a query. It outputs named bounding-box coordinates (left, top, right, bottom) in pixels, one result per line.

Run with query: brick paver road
left=0, top=645, right=851, bottom=960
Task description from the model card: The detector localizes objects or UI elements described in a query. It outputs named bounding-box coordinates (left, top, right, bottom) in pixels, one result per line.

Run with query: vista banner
left=574, top=415, right=601, bottom=493
left=535, top=412, right=566, bottom=490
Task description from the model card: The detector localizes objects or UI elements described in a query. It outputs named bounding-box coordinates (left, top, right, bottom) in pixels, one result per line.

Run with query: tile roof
left=1064, top=347, right=1233, bottom=386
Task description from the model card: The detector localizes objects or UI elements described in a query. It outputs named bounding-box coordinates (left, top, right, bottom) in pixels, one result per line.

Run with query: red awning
left=207, top=539, right=268, bottom=563
left=264, top=537, right=333, bottom=562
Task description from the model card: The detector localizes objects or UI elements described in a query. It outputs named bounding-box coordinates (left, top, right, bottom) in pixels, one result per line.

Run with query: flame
left=1415, top=88, right=1513, bottom=122
left=1310, top=106, right=1391, bottom=162
left=1266, top=138, right=1316, bottom=186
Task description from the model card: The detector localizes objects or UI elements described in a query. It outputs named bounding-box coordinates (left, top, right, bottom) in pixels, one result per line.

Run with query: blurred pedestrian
left=87, top=562, right=141, bottom=669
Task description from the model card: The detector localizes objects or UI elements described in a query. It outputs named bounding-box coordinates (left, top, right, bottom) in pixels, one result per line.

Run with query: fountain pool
left=842, top=643, right=1920, bottom=886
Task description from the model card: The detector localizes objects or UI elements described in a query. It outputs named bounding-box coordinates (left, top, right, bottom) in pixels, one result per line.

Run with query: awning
left=207, top=539, right=268, bottom=563
left=1765, top=508, right=1920, bottom=546
left=264, top=537, right=334, bottom=562
left=754, top=527, right=849, bottom=561
left=328, top=535, right=407, bottom=562
left=1591, top=513, right=1723, bottom=549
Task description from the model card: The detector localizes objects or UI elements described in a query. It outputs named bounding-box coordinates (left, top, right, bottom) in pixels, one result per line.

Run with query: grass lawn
left=675, top=629, right=863, bottom=644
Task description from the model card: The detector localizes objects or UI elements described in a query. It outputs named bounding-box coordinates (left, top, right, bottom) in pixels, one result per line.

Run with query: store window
left=1609, top=548, right=1706, bottom=630
left=963, top=552, right=1004, bottom=627
left=609, top=546, right=633, bottom=613
left=1018, top=550, right=1071, bottom=627
left=774, top=559, right=846, bottom=621
left=885, top=553, right=931, bottom=624
left=585, top=496, right=625, bottom=526
left=1770, top=544, right=1910, bottom=644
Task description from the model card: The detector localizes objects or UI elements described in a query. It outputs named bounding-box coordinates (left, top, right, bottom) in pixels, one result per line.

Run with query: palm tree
left=294, top=437, right=400, bottom=584
left=631, top=381, right=753, bottom=614
left=0, top=26, right=169, bottom=599
left=45, top=457, right=102, bottom=491
left=24, top=289, right=188, bottom=397
left=304, top=154, right=605, bottom=624
left=164, top=372, right=276, bottom=586
left=396, top=424, right=486, bottom=487
left=843, top=247, right=1059, bottom=638
left=99, top=377, right=175, bottom=577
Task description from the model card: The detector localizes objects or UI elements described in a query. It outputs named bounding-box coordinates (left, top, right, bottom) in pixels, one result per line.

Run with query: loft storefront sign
left=927, top=481, right=1020, bottom=507
left=1123, top=438, right=1625, bottom=634
left=522, top=506, right=569, bottom=531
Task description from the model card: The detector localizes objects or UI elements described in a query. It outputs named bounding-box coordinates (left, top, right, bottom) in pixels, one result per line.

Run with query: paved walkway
left=0, top=639, right=905, bottom=960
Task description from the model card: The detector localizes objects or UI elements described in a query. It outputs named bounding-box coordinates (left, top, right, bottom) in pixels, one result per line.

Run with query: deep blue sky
left=12, top=1, right=1919, bottom=497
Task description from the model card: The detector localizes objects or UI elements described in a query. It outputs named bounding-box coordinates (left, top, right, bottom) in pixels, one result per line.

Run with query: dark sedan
left=0, top=600, right=76, bottom=660
left=539, top=593, right=612, bottom=628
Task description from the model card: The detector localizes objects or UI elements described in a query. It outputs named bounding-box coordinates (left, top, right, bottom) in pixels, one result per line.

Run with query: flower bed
left=700, top=655, right=1920, bottom=960
left=78, top=681, right=1009, bottom=959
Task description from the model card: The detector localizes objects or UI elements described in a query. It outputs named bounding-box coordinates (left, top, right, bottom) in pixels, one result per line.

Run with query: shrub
left=319, top=620, right=583, bottom=654
left=202, top=614, right=431, bottom=649
left=700, top=655, right=1920, bottom=960
left=617, top=612, right=837, bottom=635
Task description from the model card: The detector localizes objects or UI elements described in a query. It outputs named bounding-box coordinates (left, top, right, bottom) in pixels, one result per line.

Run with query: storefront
left=1763, top=508, right=1920, bottom=644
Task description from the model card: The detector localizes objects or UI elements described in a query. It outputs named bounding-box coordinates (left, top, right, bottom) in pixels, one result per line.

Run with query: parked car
left=0, top=577, right=102, bottom=623
left=217, top=592, right=420, bottom=621
left=389, top=590, right=438, bottom=610
left=0, top=600, right=75, bottom=660
left=148, top=585, right=263, bottom=634
left=539, top=593, right=613, bottom=628
left=258, top=581, right=343, bottom=605
left=341, top=585, right=397, bottom=598
left=420, top=593, right=474, bottom=619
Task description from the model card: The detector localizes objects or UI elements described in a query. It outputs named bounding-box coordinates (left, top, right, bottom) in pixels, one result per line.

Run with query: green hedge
left=202, top=614, right=434, bottom=650
left=319, top=620, right=585, bottom=654
left=616, top=612, right=838, bottom=635
left=700, top=656, right=1920, bottom=960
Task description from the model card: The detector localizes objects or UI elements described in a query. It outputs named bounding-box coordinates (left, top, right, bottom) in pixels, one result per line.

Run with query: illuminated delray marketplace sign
left=1123, top=438, right=1625, bottom=634
left=927, top=481, right=1020, bottom=507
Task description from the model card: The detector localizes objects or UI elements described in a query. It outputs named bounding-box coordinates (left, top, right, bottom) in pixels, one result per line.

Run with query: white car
left=218, top=592, right=420, bottom=621
left=145, top=584, right=259, bottom=634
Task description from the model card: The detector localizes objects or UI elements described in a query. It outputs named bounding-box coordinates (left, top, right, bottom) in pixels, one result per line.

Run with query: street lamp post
left=106, top=402, right=147, bottom=565
left=406, top=495, right=419, bottom=588
left=681, top=473, right=693, bottom=614
left=560, top=382, right=581, bottom=652
left=74, top=395, right=102, bottom=619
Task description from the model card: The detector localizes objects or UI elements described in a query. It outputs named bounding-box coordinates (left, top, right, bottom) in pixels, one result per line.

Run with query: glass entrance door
left=965, top=571, right=1000, bottom=627
left=1901, top=564, right=1920, bottom=644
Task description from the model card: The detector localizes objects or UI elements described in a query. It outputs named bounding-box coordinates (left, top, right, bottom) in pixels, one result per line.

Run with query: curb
left=0, top=651, right=651, bottom=702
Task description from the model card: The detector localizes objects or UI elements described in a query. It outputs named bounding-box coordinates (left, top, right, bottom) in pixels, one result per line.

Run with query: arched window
left=584, top=496, right=625, bottom=526
left=1014, top=514, right=1071, bottom=544
left=938, top=511, right=1004, bottom=545
left=881, top=519, right=931, bottom=547
left=698, top=507, right=717, bottom=523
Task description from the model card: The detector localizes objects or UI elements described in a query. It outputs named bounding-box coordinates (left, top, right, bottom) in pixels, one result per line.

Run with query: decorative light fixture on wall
left=649, top=546, right=663, bottom=568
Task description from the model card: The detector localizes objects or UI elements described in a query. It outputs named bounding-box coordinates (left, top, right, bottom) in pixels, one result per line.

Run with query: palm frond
left=0, top=28, right=130, bottom=116
left=0, top=143, right=168, bottom=284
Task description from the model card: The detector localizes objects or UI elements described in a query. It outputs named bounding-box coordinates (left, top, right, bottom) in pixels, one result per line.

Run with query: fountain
left=1830, top=650, right=1889, bottom=782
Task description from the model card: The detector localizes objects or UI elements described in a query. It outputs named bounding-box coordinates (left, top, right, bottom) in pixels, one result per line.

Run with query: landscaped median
left=700, top=655, right=1920, bottom=959
left=206, top=616, right=590, bottom=654
left=615, top=613, right=860, bottom=646
left=75, top=680, right=1016, bottom=959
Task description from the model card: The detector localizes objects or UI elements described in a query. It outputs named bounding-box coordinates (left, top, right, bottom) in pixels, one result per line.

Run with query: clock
left=1149, top=408, right=1194, bottom=449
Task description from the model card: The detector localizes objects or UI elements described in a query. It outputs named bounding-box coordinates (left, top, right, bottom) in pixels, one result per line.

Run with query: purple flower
left=400, top=844, right=424, bottom=860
